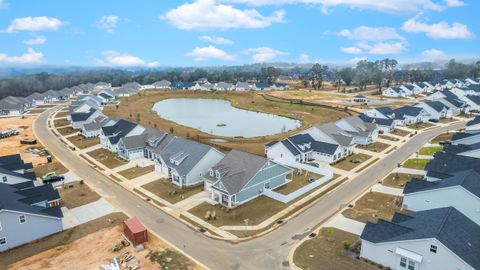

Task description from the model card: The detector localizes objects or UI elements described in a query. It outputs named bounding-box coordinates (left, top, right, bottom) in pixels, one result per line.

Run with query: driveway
left=61, top=198, right=117, bottom=229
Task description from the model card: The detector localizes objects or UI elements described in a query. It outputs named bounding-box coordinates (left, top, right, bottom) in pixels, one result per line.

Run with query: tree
left=310, top=63, right=328, bottom=90
left=338, top=67, right=355, bottom=86
left=379, top=58, right=398, bottom=87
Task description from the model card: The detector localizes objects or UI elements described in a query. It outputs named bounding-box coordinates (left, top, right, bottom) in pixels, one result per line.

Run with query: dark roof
left=375, top=107, right=395, bottom=116
left=255, top=83, right=271, bottom=88
left=16, top=184, right=61, bottom=203
left=71, top=108, right=97, bottom=122
left=265, top=141, right=278, bottom=147
left=359, top=114, right=394, bottom=127
left=311, top=140, right=340, bottom=155
left=0, top=154, right=34, bottom=172
left=0, top=167, right=36, bottom=181
left=404, top=170, right=480, bottom=197
left=424, top=101, right=446, bottom=112
left=101, top=119, right=138, bottom=145
left=98, top=93, right=112, bottom=99
left=0, top=183, right=63, bottom=218
left=275, top=133, right=340, bottom=156
left=354, top=94, right=366, bottom=98
left=393, top=106, right=424, bottom=118
left=444, top=142, right=480, bottom=154
left=361, top=207, right=480, bottom=269
left=467, top=116, right=480, bottom=127
left=425, top=152, right=480, bottom=179
left=452, top=132, right=480, bottom=141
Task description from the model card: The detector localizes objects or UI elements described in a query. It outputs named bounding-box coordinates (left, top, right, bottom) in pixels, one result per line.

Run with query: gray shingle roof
left=361, top=207, right=480, bottom=269
left=404, top=170, right=480, bottom=197
left=424, top=101, right=447, bottom=112
left=315, top=123, right=354, bottom=147
left=467, top=116, right=480, bottom=127
left=339, top=116, right=377, bottom=137
left=278, top=133, right=339, bottom=156
left=425, top=152, right=480, bottom=179
left=71, top=108, right=98, bottom=122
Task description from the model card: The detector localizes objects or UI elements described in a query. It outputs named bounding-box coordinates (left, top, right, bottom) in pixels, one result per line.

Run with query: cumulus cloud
left=225, top=0, right=443, bottom=14
left=342, top=46, right=363, bottom=54
left=161, top=0, right=284, bottom=30
left=23, top=36, right=46, bottom=45
left=342, top=42, right=406, bottom=55
left=96, top=51, right=160, bottom=67
left=421, top=49, right=447, bottom=60
left=200, top=35, right=233, bottom=45
left=299, top=53, right=310, bottom=63
left=444, top=0, right=465, bottom=7
left=337, top=26, right=404, bottom=41
left=349, top=56, right=368, bottom=64
left=6, top=16, right=63, bottom=33
left=186, top=46, right=234, bottom=61
left=0, top=48, right=44, bottom=64
left=246, top=47, right=287, bottom=62
left=339, top=26, right=406, bottom=55
left=96, top=15, right=119, bottom=33
left=402, top=17, right=475, bottom=39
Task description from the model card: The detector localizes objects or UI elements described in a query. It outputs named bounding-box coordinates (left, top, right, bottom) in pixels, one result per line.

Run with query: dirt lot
left=53, top=118, right=70, bottom=128
left=57, top=126, right=78, bottom=136
left=332, top=153, right=372, bottom=171
left=342, top=192, right=404, bottom=223
left=431, top=132, right=454, bottom=143
left=382, top=173, right=423, bottom=188
left=103, top=90, right=348, bottom=155
left=33, top=161, right=68, bottom=178
left=67, top=135, right=100, bottom=149
left=87, top=148, right=127, bottom=169
left=118, top=165, right=154, bottom=180
left=58, top=181, right=101, bottom=209
left=357, top=142, right=390, bottom=153
left=142, top=178, right=204, bottom=204
left=390, top=128, right=410, bottom=137
left=8, top=221, right=199, bottom=270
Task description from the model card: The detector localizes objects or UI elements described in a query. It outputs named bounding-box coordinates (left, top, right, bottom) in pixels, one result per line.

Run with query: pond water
left=152, top=98, right=301, bottom=138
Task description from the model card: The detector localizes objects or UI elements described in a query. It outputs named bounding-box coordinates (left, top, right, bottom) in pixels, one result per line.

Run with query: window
left=2, top=176, right=6, bottom=182
left=19, top=215, right=26, bottom=224
left=400, top=258, right=407, bottom=268
left=408, top=260, right=416, bottom=270
left=400, top=257, right=416, bottom=270
left=0, top=237, right=5, bottom=245
left=430, top=245, right=437, bottom=253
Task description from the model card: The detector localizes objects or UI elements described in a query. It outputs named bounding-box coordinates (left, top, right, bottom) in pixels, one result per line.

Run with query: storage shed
left=123, top=217, right=148, bottom=246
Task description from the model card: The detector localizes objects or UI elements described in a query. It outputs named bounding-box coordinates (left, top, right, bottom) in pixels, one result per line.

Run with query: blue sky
left=0, top=0, right=478, bottom=67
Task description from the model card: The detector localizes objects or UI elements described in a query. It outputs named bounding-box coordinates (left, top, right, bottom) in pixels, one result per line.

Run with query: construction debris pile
left=101, top=239, right=141, bottom=270
left=0, top=128, right=20, bottom=139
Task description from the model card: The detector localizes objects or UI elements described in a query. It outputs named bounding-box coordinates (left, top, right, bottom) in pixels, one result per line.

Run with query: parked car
left=42, top=172, right=56, bottom=180
left=20, top=139, right=37, bottom=145
left=42, top=175, right=65, bottom=184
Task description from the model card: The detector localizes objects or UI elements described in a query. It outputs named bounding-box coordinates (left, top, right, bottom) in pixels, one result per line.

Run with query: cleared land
left=53, top=118, right=70, bottom=128
left=333, top=153, right=372, bottom=171
left=357, top=142, right=390, bottom=153
left=57, top=126, right=77, bottom=136
left=439, top=118, right=457, bottom=124
left=87, top=148, right=127, bottom=169
left=141, top=179, right=204, bottom=204
left=58, top=181, right=101, bottom=209
left=390, top=129, right=410, bottom=137
left=67, top=135, right=100, bottom=149
left=403, top=158, right=430, bottom=170
left=379, top=134, right=399, bottom=142
left=382, top=173, right=423, bottom=188
left=431, top=132, right=454, bottom=143
left=274, top=171, right=322, bottom=195
left=33, top=161, right=68, bottom=178
left=410, top=122, right=435, bottom=130
left=418, top=146, right=443, bottom=156
left=55, top=111, right=68, bottom=118
left=342, top=192, right=404, bottom=223
left=293, top=228, right=376, bottom=270
left=103, top=90, right=349, bottom=155
left=118, top=165, right=154, bottom=180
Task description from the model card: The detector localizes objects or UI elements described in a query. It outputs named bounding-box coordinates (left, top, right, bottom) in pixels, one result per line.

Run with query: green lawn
left=141, top=179, right=204, bottom=204
left=418, top=146, right=443, bottom=156
left=403, top=158, right=430, bottom=170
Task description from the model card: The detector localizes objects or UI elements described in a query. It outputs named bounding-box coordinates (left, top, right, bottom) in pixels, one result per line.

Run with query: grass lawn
left=390, top=129, right=410, bottom=137
left=332, top=153, right=372, bottom=171
left=118, top=165, right=154, bottom=180
left=431, top=132, right=453, bottom=143
left=418, top=146, right=443, bottom=156
left=58, top=181, right=101, bottom=209
left=382, top=173, right=423, bottom=188
left=274, top=171, right=322, bottom=195
left=357, top=142, right=390, bottom=153
left=342, top=192, right=404, bottom=223
left=142, top=178, right=203, bottom=204
left=55, top=111, right=68, bottom=118
left=87, top=148, right=127, bottom=169
left=0, top=212, right=127, bottom=268
left=409, top=122, right=435, bottom=130
left=293, top=228, right=376, bottom=270
left=379, top=134, right=400, bottom=142
left=403, top=158, right=430, bottom=170
left=53, top=118, right=70, bottom=128
left=33, top=161, right=68, bottom=178
left=57, top=126, right=78, bottom=136
left=67, top=135, right=100, bottom=149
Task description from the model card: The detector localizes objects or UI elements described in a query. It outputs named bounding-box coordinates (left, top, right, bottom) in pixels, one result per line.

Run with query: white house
left=360, top=207, right=479, bottom=270
left=335, top=116, right=378, bottom=145
left=302, top=123, right=356, bottom=157
left=393, top=106, right=431, bottom=125
left=466, top=116, right=480, bottom=132
left=99, top=119, right=145, bottom=152
left=382, top=86, right=406, bottom=97
left=414, top=101, right=450, bottom=121
left=70, top=108, right=102, bottom=129
left=359, top=114, right=395, bottom=133
left=80, top=115, right=114, bottom=138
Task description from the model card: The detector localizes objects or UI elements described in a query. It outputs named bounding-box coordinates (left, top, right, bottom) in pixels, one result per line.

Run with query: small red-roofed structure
left=123, top=216, right=148, bottom=246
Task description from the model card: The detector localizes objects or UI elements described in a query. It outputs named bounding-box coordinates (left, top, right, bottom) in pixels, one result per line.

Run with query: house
left=360, top=207, right=479, bottom=270
left=352, top=94, right=367, bottom=103
left=200, top=82, right=213, bottom=91
left=0, top=154, right=33, bottom=174
left=424, top=152, right=480, bottom=181
left=382, top=86, right=407, bottom=97
left=0, top=98, right=26, bottom=116
left=100, top=119, right=145, bottom=152
left=25, top=92, right=47, bottom=106
left=70, top=108, right=102, bottom=129
left=272, top=83, right=289, bottom=90
left=80, top=115, right=114, bottom=138
left=252, top=83, right=272, bottom=91
left=265, top=133, right=343, bottom=164
left=461, top=95, right=480, bottom=112
left=359, top=114, right=395, bottom=133
left=155, top=137, right=224, bottom=187
left=214, top=82, right=234, bottom=91
left=143, top=131, right=175, bottom=160
left=0, top=167, right=36, bottom=186
left=402, top=84, right=421, bottom=95
left=114, top=87, right=136, bottom=97
left=450, top=132, right=480, bottom=145
left=413, top=82, right=432, bottom=93
left=0, top=182, right=63, bottom=252
left=403, top=170, right=480, bottom=225
left=364, top=107, right=395, bottom=120
left=94, top=82, right=111, bottom=90
left=43, top=90, right=63, bottom=102
left=204, top=150, right=292, bottom=208
left=303, top=123, right=356, bottom=157
left=335, top=116, right=378, bottom=145
left=443, top=142, right=480, bottom=158
left=393, top=106, right=431, bottom=125
left=153, top=80, right=171, bottom=89
left=425, top=91, right=447, bottom=101
left=414, top=101, right=450, bottom=121
left=466, top=116, right=480, bottom=131
left=235, top=82, right=250, bottom=91
left=117, top=128, right=169, bottom=161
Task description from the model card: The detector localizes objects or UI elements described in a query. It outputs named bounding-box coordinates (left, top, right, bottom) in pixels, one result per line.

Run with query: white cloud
left=337, top=26, right=404, bottom=41
left=342, top=42, right=406, bottom=55
left=349, top=56, right=368, bottom=64
left=0, top=0, right=8, bottom=9
left=402, top=17, right=475, bottom=39
left=200, top=35, right=233, bottom=45
left=96, top=51, right=160, bottom=67
left=444, top=0, right=465, bottom=7
left=0, top=48, right=44, bottom=64
left=96, top=15, right=119, bottom=33
left=23, top=36, right=46, bottom=45
left=161, top=0, right=284, bottom=30
left=299, top=53, right=310, bottom=63
left=6, top=16, right=63, bottom=33
left=225, top=0, right=443, bottom=14
left=246, top=47, right=287, bottom=62
left=421, top=49, right=447, bottom=60
left=186, top=46, right=234, bottom=61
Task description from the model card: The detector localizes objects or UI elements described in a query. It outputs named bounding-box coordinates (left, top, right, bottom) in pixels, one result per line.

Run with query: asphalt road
left=33, top=108, right=465, bottom=270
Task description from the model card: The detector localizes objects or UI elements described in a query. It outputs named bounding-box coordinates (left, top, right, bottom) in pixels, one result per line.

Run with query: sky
left=0, top=0, right=478, bottom=67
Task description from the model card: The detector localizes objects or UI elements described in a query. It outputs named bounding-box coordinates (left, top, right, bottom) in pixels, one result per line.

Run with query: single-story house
left=99, top=119, right=145, bottom=152
left=425, top=152, right=480, bottom=181
left=252, top=83, right=272, bottom=91
left=403, top=170, right=480, bottom=225
left=0, top=99, right=25, bottom=116
left=360, top=207, right=479, bottom=270
left=335, top=116, right=378, bottom=145
left=466, top=116, right=480, bottom=132
left=364, top=107, right=395, bottom=120
left=80, top=115, right=114, bottom=138
left=204, top=150, right=292, bottom=208
left=155, top=137, right=224, bottom=187
left=70, top=108, right=102, bottom=129
left=461, top=95, right=480, bottom=112
left=0, top=154, right=33, bottom=174
left=214, top=82, right=234, bottom=91
left=443, top=142, right=480, bottom=159
left=393, top=106, right=431, bottom=125
left=414, top=101, right=450, bottom=121
left=359, top=114, right=395, bottom=133
left=25, top=92, right=47, bottom=106
left=303, top=123, right=356, bottom=157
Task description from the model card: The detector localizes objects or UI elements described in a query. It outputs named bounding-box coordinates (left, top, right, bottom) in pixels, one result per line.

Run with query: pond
left=152, top=98, right=301, bottom=138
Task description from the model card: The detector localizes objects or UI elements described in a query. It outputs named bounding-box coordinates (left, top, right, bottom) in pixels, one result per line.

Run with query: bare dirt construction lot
left=58, top=181, right=101, bottom=209
left=8, top=224, right=200, bottom=270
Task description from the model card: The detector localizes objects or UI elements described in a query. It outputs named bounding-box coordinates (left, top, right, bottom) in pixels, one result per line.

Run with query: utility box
left=123, top=217, right=148, bottom=246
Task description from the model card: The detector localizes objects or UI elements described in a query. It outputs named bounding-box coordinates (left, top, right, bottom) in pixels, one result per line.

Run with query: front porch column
left=211, top=190, right=215, bottom=201
left=218, top=193, right=222, bottom=204
left=228, top=195, right=232, bottom=208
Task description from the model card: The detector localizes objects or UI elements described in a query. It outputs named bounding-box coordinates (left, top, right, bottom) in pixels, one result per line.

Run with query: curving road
left=33, top=107, right=465, bottom=270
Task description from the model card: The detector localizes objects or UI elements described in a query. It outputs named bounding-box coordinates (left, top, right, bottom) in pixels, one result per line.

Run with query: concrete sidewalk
left=325, top=215, right=366, bottom=235
left=371, top=183, right=404, bottom=196
left=394, top=167, right=426, bottom=175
